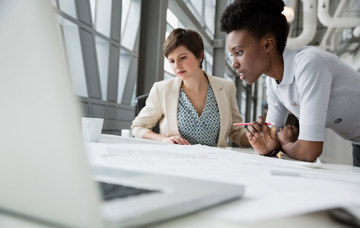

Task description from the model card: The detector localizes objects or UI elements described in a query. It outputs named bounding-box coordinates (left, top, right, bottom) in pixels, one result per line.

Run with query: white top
left=266, top=47, right=360, bottom=144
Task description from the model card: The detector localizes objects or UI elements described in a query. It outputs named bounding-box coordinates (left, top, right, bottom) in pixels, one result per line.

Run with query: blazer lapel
left=207, top=74, right=229, bottom=145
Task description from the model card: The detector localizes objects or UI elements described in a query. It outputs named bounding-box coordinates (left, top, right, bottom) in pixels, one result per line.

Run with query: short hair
left=220, top=0, right=289, bottom=54
left=163, top=28, right=204, bottom=68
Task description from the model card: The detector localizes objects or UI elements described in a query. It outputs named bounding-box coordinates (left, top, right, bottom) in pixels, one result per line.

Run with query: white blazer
left=131, top=73, right=247, bottom=147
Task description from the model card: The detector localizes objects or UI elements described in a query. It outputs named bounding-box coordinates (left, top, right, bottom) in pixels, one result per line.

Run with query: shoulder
left=292, top=48, right=335, bottom=92
left=152, top=77, right=180, bottom=92
left=208, top=75, right=235, bottom=89
left=154, top=77, right=177, bottom=87
left=295, top=47, right=336, bottom=68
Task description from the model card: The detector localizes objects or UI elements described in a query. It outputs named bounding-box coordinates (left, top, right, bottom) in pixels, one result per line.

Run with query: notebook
left=0, top=1, right=244, bottom=227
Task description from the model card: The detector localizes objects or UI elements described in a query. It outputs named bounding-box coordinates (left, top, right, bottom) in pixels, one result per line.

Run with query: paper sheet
left=85, top=136, right=360, bottom=223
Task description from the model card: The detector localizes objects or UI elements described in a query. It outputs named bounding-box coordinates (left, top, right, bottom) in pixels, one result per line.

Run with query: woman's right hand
left=161, top=136, right=191, bottom=145
left=246, top=116, right=279, bottom=155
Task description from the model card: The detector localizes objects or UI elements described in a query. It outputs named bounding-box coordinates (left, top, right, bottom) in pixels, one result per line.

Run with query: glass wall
left=183, top=0, right=216, bottom=38
left=164, top=9, right=185, bottom=78
left=57, top=17, right=87, bottom=97
left=51, top=0, right=263, bottom=133
left=165, top=6, right=214, bottom=78
left=53, top=0, right=140, bottom=106
left=52, top=0, right=142, bottom=133
left=119, top=0, right=141, bottom=105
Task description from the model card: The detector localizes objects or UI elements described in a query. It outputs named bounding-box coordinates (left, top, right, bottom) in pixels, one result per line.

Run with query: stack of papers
left=85, top=135, right=360, bottom=223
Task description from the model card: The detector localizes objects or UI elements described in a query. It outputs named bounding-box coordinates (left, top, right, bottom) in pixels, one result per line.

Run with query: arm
left=131, top=83, right=163, bottom=138
left=142, top=131, right=190, bottom=145
left=295, top=51, right=332, bottom=143
left=280, top=140, right=322, bottom=161
left=278, top=52, right=331, bottom=160
left=277, top=125, right=322, bottom=161
left=131, top=83, right=190, bottom=145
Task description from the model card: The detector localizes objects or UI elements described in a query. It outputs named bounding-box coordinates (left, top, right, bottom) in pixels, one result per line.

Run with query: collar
left=205, top=72, right=223, bottom=91
left=278, top=48, right=297, bottom=86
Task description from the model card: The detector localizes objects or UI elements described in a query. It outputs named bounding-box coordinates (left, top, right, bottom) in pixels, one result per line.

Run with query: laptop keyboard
left=99, top=182, right=159, bottom=201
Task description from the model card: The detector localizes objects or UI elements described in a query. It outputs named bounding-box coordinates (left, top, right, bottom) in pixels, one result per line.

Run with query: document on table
left=85, top=141, right=360, bottom=223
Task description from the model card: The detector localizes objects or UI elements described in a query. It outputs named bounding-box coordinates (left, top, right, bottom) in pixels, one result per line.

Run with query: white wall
left=321, top=129, right=353, bottom=165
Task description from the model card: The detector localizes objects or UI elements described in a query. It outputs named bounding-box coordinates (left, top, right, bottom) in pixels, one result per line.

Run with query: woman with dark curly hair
left=221, top=0, right=360, bottom=166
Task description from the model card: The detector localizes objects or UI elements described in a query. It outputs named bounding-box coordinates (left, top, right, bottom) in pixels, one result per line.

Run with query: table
left=91, top=135, right=360, bottom=227
left=1, top=134, right=359, bottom=227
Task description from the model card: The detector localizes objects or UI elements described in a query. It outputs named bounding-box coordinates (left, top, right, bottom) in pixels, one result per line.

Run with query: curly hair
left=220, top=0, right=289, bottom=54
left=163, top=28, right=204, bottom=68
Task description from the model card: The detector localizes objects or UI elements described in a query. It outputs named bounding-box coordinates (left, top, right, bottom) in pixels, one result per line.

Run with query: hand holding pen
left=239, top=116, right=280, bottom=156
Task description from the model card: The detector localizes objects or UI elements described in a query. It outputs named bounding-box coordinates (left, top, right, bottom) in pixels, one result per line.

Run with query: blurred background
left=50, top=0, right=360, bottom=164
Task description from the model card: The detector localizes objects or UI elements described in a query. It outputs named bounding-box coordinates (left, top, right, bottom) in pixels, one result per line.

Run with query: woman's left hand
left=161, top=135, right=191, bottom=145
left=277, top=125, right=299, bottom=146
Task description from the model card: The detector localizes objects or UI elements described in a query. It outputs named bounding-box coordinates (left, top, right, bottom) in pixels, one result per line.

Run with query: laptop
left=0, top=1, right=244, bottom=227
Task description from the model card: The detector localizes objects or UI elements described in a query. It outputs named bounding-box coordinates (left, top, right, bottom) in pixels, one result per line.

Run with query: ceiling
left=286, top=0, right=360, bottom=57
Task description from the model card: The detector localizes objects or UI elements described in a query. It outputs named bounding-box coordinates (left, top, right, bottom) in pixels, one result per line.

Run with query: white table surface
left=1, top=134, right=359, bottom=228
left=93, top=135, right=360, bottom=227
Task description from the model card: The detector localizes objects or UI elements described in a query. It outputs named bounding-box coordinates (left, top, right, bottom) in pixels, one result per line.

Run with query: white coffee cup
left=121, top=129, right=132, bottom=138
left=81, top=117, right=104, bottom=142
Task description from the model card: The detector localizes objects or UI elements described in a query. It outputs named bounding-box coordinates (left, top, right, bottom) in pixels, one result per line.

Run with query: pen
left=233, top=122, right=277, bottom=126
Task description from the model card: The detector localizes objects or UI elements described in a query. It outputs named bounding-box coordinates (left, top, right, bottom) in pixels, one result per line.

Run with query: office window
left=118, top=48, right=132, bottom=103
left=90, top=0, right=112, bottom=37
left=165, top=4, right=215, bottom=78
left=129, top=57, right=138, bottom=106
left=95, top=36, right=110, bottom=100
left=117, top=47, right=138, bottom=106
left=164, top=57, right=173, bottom=76
left=241, top=92, right=246, bottom=118
left=54, top=0, right=141, bottom=105
left=58, top=17, right=87, bottom=97
left=188, top=0, right=203, bottom=16
left=167, top=9, right=184, bottom=30
left=225, top=44, right=233, bottom=65
left=58, top=0, right=77, bottom=18
left=203, top=50, right=213, bottom=75
left=164, top=9, right=186, bottom=78
left=164, top=25, right=173, bottom=77
left=182, top=0, right=216, bottom=38
left=204, top=0, right=215, bottom=36
left=118, top=0, right=141, bottom=105
left=121, top=0, right=141, bottom=50
left=52, top=0, right=142, bottom=133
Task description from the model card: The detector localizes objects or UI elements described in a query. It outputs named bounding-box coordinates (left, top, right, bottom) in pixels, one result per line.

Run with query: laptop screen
left=0, top=1, right=102, bottom=227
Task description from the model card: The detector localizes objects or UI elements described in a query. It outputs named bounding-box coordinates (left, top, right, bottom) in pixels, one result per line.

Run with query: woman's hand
left=246, top=116, right=280, bottom=155
left=277, top=125, right=299, bottom=146
left=161, top=136, right=191, bottom=145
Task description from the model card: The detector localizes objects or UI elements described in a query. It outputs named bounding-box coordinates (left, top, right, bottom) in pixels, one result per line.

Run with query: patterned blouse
left=177, top=85, right=220, bottom=146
